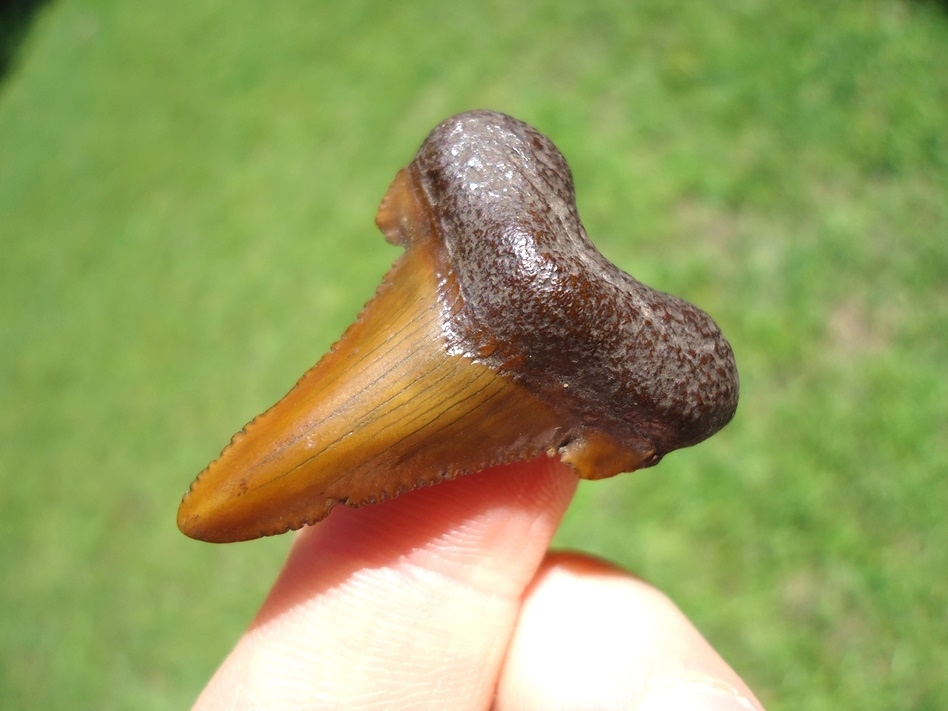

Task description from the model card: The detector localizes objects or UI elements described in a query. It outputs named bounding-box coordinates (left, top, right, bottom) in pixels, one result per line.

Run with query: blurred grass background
left=1, top=0, right=945, bottom=708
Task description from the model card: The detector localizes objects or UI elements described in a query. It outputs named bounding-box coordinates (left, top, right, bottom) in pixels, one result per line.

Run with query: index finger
left=192, top=456, right=578, bottom=710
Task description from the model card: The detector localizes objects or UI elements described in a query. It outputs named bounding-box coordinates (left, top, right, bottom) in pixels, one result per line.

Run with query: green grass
left=1, top=0, right=945, bottom=708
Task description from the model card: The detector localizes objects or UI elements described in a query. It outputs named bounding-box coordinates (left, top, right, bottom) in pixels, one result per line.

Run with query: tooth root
left=177, top=246, right=565, bottom=543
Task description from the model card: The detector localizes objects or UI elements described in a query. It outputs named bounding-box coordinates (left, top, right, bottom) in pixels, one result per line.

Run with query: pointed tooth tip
left=177, top=502, right=214, bottom=543
left=176, top=460, right=275, bottom=543
left=176, top=476, right=309, bottom=544
left=176, top=480, right=228, bottom=543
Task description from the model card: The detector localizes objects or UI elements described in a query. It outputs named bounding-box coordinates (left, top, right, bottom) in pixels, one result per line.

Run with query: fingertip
left=495, top=552, right=764, bottom=710
left=637, top=679, right=762, bottom=711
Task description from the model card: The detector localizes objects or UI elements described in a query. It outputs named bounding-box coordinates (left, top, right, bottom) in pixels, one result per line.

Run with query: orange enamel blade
left=177, top=247, right=565, bottom=542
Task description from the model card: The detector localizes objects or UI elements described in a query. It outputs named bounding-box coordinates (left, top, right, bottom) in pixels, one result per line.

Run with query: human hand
left=192, top=457, right=765, bottom=710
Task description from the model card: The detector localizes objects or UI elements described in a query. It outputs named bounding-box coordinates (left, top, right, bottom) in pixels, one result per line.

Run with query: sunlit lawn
left=1, top=1, right=945, bottom=708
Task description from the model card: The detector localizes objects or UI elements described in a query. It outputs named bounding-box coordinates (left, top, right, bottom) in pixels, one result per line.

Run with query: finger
left=193, top=456, right=578, bottom=711
left=495, top=552, right=765, bottom=711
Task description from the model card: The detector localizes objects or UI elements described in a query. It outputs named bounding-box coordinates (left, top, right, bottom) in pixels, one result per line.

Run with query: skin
left=192, top=456, right=765, bottom=710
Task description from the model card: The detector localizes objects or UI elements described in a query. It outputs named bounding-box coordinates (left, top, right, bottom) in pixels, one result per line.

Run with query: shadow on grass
left=916, top=0, right=948, bottom=14
left=1, top=0, right=54, bottom=85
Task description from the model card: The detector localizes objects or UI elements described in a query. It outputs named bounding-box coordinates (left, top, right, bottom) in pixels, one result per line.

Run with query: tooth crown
left=406, top=111, right=739, bottom=462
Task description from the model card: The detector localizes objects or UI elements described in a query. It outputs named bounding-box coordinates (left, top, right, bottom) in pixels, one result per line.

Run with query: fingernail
left=638, top=679, right=760, bottom=711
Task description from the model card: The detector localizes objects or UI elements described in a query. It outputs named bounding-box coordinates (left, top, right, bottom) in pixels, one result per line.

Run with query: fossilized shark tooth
left=177, top=110, right=739, bottom=543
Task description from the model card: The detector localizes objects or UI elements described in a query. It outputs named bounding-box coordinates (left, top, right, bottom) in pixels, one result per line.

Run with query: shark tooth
left=177, top=110, right=739, bottom=543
